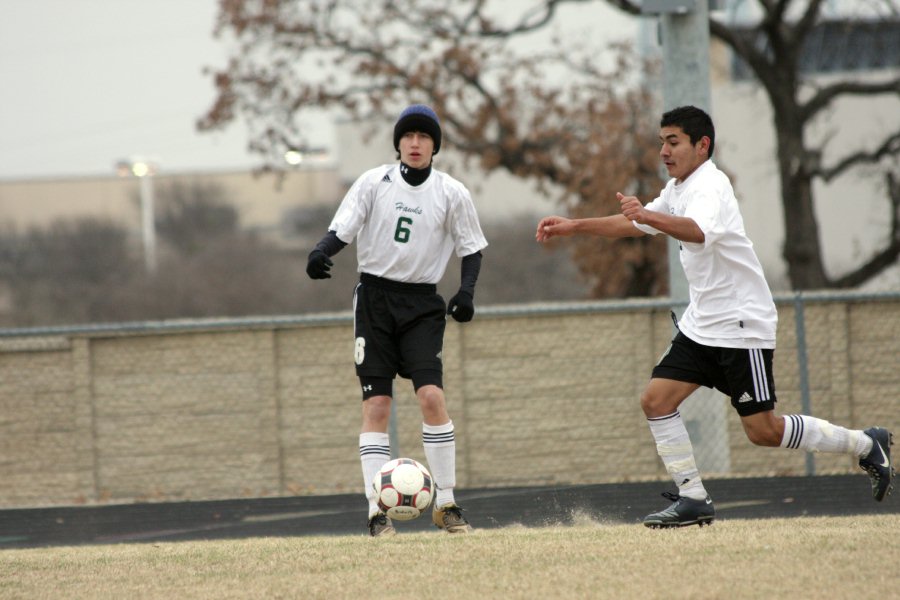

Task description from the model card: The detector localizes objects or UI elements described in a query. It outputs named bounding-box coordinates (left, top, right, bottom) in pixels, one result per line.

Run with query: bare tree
left=199, top=1, right=666, bottom=298
left=201, top=0, right=900, bottom=291
left=153, top=181, right=241, bottom=255
left=466, top=216, right=593, bottom=302
left=0, top=219, right=139, bottom=326
left=145, top=183, right=306, bottom=319
left=0, top=189, right=310, bottom=327
left=609, top=0, right=900, bottom=288
left=0, top=188, right=588, bottom=327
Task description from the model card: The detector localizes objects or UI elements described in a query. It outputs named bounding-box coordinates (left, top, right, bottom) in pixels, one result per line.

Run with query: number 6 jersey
left=328, top=164, right=488, bottom=284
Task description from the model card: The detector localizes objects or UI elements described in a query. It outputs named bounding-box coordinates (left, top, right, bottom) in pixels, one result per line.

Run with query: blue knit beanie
left=393, top=104, right=441, bottom=155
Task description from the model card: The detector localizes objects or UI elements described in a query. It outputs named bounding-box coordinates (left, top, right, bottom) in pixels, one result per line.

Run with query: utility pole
left=641, top=0, right=730, bottom=474
left=643, top=0, right=712, bottom=302
left=661, top=2, right=711, bottom=302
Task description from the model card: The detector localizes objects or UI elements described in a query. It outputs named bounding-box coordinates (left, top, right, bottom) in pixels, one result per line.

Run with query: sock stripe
left=423, top=432, right=455, bottom=444
left=786, top=414, right=803, bottom=449
left=647, top=411, right=681, bottom=423
left=359, top=444, right=391, bottom=458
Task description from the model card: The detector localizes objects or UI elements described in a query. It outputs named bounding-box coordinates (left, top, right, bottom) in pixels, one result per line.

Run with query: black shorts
left=353, top=273, right=446, bottom=382
left=652, top=331, right=777, bottom=417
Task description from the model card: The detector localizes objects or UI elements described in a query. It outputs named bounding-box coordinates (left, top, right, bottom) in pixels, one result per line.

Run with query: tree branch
left=603, top=0, right=641, bottom=16
left=708, top=22, right=788, bottom=98
left=771, top=0, right=790, bottom=24
left=757, top=0, right=776, bottom=14
left=794, top=0, right=827, bottom=42
left=802, top=77, right=900, bottom=122
left=818, top=130, right=900, bottom=182
left=442, top=0, right=599, bottom=38
left=830, top=173, right=900, bottom=287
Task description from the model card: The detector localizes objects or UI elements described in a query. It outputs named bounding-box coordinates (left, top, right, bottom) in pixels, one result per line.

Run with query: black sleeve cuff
left=314, top=230, right=347, bottom=257
left=459, top=251, right=483, bottom=296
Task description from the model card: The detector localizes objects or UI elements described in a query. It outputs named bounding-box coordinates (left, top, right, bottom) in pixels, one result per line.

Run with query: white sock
left=647, top=412, right=708, bottom=500
left=359, top=432, right=391, bottom=518
left=780, top=415, right=872, bottom=457
left=423, top=421, right=456, bottom=507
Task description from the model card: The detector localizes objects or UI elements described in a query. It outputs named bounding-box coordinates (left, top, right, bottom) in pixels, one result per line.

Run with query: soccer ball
left=373, top=458, right=434, bottom=521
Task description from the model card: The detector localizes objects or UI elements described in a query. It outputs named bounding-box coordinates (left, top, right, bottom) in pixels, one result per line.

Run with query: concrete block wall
left=1, top=296, right=898, bottom=508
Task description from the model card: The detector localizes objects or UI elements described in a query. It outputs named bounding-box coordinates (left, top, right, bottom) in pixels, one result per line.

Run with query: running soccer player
left=306, top=104, right=488, bottom=536
left=536, top=105, right=893, bottom=528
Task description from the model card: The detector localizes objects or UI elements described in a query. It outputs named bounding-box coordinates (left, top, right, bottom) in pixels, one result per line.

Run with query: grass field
left=2, top=513, right=898, bottom=599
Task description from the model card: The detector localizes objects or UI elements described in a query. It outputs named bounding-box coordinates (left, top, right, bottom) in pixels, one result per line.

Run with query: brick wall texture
left=1, top=297, right=898, bottom=508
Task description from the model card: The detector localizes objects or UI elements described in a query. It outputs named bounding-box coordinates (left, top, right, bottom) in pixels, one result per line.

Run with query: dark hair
left=660, top=105, right=715, bottom=158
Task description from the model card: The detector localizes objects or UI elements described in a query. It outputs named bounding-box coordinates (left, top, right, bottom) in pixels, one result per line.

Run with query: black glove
left=447, top=290, right=474, bottom=322
left=306, top=249, right=333, bottom=279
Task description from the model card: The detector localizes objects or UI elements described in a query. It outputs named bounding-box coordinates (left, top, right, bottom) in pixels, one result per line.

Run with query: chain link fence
left=1, top=291, right=898, bottom=508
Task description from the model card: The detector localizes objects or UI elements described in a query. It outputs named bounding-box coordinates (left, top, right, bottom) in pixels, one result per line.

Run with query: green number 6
left=394, top=216, right=413, bottom=243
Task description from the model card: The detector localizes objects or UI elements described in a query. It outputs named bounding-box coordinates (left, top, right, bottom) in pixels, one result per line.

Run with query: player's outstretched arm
left=536, top=214, right=642, bottom=242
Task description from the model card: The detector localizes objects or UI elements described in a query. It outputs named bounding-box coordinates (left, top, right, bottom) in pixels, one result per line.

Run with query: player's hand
left=618, top=192, right=646, bottom=223
left=306, top=249, right=333, bottom=279
left=447, top=290, right=474, bottom=322
left=536, top=216, right=572, bottom=242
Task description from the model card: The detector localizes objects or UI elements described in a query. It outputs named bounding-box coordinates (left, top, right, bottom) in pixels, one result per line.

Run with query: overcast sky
left=0, top=0, right=640, bottom=182
left=0, top=0, right=266, bottom=180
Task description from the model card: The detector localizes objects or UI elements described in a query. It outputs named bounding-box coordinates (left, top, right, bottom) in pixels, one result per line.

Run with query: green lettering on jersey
left=394, top=216, right=413, bottom=243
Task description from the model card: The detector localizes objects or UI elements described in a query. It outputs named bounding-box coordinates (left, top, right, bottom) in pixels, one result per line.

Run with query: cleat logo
left=874, top=441, right=891, bottom=468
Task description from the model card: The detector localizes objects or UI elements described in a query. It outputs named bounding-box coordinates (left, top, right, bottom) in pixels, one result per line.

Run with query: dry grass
left=2, top=514, right=898, bottom=599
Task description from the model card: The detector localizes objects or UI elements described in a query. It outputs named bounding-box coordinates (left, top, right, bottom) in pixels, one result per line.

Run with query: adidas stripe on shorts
left=652, top=331, right=777, bottom=416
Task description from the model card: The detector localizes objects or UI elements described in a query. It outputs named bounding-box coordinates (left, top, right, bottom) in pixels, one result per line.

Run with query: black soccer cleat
left=643, top=491, right=715, bottom=529
left=367, top=512, right=396, bottom=537
left=859, top=427, right=894, bottom=502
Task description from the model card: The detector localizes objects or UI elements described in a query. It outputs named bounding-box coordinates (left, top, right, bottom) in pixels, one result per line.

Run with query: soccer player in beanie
left=536, top=105, right=894, bottom=528
left=307, top=103, right=487, bottom=536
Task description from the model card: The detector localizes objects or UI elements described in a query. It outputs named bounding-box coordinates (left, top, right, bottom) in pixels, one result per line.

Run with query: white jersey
left=329, top=164, right=488, bottom=284
left=633, top=160, right=777, bottom=349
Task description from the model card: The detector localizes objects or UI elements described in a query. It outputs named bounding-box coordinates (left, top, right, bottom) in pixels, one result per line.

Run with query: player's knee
left=414, top=385, right=447, bottom=425
left=412, top=371, right=442, bottom=402
left=640, top=389, right=670, bottom=417
left=361, top=376, right=393, bottom=427
left=416, top=384, right=444, bottom=409
left=363, top=396, right=392, bottom=429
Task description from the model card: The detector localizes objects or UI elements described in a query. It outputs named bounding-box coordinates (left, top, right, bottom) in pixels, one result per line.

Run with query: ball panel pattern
left=373, top=458, right=435, bottom=521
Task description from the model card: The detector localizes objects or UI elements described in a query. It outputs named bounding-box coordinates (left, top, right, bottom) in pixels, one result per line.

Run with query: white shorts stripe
left=749, top=349, right=770, bottom=402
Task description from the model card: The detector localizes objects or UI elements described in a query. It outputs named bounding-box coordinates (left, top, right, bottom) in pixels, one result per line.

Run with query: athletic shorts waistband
left=360, top=273, right=436, bottom=294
